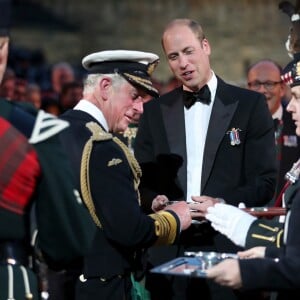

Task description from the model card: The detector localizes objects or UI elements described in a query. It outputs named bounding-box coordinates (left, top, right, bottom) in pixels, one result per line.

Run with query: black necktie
left=273, top=118, right=279, bottom=131
left=273, top=118, right=283, bottom=161
left=183, top=85, right=211, bottom=109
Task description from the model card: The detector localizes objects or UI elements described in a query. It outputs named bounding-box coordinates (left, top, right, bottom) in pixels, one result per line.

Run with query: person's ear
left=0, top=37, right=9, bottom=83
left=201, top=38, right=211, bottom=55
left=99, top=76, right=112, bottom=101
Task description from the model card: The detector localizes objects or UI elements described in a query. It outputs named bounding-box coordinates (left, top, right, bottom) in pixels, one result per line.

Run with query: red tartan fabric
left=0, top=117, right=41, bottom=214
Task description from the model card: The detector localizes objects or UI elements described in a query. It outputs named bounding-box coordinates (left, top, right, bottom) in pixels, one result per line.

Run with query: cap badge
left=147, top=59, right=160, bottom=76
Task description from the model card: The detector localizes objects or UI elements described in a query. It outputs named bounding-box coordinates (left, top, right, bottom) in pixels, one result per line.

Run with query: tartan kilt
left=0, top=264, right=39, bottom=300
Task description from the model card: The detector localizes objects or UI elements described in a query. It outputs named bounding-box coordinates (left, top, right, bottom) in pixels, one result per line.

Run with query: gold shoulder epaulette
left=86, top=121, right=112, bottom=141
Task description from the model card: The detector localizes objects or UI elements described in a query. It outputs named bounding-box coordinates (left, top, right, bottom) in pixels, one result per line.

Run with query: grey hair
left=83, top=72, right=126, bottom=94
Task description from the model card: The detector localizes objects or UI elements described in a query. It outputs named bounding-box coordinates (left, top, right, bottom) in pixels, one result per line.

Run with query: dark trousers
left=47, top=268, right=79, bottom=300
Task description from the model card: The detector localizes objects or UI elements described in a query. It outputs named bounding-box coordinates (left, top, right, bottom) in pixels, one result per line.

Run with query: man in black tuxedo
left=134, top=18, right=277, bottom=300
left=247, top=59, right=300, bottom=203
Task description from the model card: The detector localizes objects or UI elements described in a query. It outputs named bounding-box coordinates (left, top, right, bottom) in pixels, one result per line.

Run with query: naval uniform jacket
left=134, top=77, right=277, bottom=253
left=240, top=177, right=300, bottom=299
left=60, top=109, right=181, bottom=298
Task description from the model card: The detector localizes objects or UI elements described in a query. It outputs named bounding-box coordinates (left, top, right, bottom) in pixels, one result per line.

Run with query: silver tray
left=150, top=251, right=238, bottom=278
left=150, top=257, right=207, bottom=277
left=184, top=251, right=238, bottom=260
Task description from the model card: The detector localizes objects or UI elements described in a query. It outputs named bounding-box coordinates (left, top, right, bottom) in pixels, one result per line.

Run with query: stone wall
left=11, top=0, right=291, bottom=85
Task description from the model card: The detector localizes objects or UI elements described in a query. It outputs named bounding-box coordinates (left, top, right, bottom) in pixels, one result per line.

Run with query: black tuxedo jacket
left=135, top=77, right=277, bottom=212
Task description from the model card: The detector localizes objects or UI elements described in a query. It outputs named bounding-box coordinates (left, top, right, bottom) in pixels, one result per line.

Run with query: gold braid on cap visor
left=123, top=72, right=158, bottom=94
left=147, top=59, right=159, bottom=76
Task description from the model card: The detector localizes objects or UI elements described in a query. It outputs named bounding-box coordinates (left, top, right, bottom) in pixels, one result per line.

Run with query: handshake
left=152, top=195, right=256, bottom=247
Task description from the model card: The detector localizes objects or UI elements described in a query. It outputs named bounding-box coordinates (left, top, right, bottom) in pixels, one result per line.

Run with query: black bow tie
left=183, top=85, right=211, bottom=109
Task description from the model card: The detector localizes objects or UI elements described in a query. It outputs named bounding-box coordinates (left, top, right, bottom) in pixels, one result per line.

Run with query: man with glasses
left=247, top=59, right=300, bottom=202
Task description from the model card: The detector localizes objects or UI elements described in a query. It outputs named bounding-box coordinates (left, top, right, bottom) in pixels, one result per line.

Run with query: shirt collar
left=272, top=105, right=283, bottom=120
left=207, top=71, right=217, bottom=104
left=73, top=99, right=109, bottom=131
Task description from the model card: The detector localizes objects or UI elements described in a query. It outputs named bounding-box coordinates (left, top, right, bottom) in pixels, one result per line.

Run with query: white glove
left=206, top=203, right=257, bottom=247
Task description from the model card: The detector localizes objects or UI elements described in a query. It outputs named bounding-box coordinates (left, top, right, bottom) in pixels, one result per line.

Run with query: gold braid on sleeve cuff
left=149, top=211, right=179, bottom=246
left=246, top=220, right=284, bottom=248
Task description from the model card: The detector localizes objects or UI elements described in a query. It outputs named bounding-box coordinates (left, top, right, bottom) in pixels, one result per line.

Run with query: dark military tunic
left=0, top=99, right=95, bottom=299
left=240, top=175, right=300, bottom=299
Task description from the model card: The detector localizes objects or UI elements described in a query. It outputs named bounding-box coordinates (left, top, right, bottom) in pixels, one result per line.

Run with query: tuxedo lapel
left=160, top=88, right=187, bottom=196
left=159, top=83, right=239, bottom=196
left=201, top=85, right=238, bottom=191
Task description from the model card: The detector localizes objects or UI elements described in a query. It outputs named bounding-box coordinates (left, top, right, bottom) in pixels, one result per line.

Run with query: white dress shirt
left=272, top=105, right=283, bottom=121
left=185, top=72, right=217, bottom=202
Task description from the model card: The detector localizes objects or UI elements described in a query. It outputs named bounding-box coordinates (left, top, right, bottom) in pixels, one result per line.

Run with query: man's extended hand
left=152, top=195, right=169, bottom=212
left=188, top=195, right=224, bottom=218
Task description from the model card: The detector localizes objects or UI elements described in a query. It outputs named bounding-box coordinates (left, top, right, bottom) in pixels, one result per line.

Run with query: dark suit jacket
left=240, top=179, right=300, bottom=299
left=135, top=77, right=277, bottom=252
left=274, top=105, right=300, bottom=200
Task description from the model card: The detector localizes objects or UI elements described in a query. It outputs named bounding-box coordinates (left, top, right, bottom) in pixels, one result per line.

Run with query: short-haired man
left=134, top=18, right=277, bottom=300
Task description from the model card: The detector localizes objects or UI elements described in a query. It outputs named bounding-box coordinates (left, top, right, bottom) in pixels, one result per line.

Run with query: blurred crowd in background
left=1, top=45, right=182, bottom=115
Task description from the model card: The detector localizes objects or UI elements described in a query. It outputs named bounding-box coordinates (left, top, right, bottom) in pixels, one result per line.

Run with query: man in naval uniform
left=60, top=50, right=192, bottom=300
